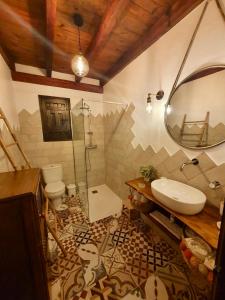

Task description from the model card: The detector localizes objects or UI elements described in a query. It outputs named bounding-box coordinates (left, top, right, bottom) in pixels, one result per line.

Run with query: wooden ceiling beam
left=11, top=71, right=103, bottom=94
left=0, top=45, right=15, bottom=71
left=86, top=0, right=130, bottom=63
left=75, top=0, right=129, bottom=84
left=102, top=0, right=204, bottom=85
left=45, top=0, right=57, bottom=77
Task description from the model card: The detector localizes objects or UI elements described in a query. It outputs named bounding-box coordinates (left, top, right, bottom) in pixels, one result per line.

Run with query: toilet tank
left=42, top=164, right=63, bottom=184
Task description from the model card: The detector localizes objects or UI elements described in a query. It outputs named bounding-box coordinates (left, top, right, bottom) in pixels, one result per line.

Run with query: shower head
left=80, top=102, right=90, bottom=110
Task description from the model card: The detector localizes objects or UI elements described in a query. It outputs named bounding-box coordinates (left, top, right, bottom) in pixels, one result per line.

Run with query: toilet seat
left=45, top=181, right=65, bottom=194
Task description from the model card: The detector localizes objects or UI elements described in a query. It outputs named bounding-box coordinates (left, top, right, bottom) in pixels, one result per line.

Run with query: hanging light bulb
left=71, top=14, right=89, bottom=78
left=71, top=53, right=89, bottom=77
left=146, top=93, right=152, bottom=113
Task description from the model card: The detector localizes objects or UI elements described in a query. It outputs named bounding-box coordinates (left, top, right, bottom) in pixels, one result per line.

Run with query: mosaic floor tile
left=145, top=274, right=169, bottom=300
left=111, top=229, right=130, bottom=247
left=61, top=224, right=74, bottom=237
left=61, top=266, right=85, bottom=300
left=57, top=251, right=82, bottom=281
left=89, top=220, right=108, bottom=241
left=155, top=264, right=200, bottom=299
left=73, top=229, right=95, bottom=247
left=96, top=231, right=115, bottom=255
left=69, top=276, right=118, bottom=300
left=125, top=255, right=150, bottom=286
left=48, top=198, right=211, bottom=300
left=77, top=243, right=107, bottom=287
left=65, top=210, right=89, bottom=226
left=59, top=235, right=76, bottom=254
left=101, top=248, right=125, bottom=275
left=109, top=270, right=137, bottom=298
left=73, top=223, right=89, bottom=233
left=121, top=287, right=145, bottom=300
left=154, top=239, right=178, bottom=261
left=106, top=217, right=119, bottom=234
left=64, top=196, right=81, bottom=208
left=48, top=261, right=60, bottom=282
left=49, top=278, right=62, bottom=300
left=117, top=231, right=152, bottom=260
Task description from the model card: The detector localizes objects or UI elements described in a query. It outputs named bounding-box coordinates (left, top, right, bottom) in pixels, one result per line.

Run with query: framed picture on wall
left=39, top=95, right=72, bottom=142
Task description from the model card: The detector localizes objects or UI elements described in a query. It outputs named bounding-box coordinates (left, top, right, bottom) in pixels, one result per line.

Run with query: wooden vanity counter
left=126, top=177, right=220, bottom=249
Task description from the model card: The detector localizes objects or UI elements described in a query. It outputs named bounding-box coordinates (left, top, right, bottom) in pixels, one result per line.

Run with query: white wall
left=0, top=54, right=18, bottom=127
left=0, top=54, right=19, bottom=171
left=12, top=78, right=103, bottom=116
left=12, top=68, right=104, bottom=183
left=103, top=0, right=225, bottom=165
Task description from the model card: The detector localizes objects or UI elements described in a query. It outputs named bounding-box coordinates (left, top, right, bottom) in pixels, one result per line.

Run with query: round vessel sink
left=151, top=178, right=206, bottom=215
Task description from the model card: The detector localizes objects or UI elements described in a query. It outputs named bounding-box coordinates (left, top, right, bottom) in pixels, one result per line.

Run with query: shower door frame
left=71, top=99, right=89, bottom=218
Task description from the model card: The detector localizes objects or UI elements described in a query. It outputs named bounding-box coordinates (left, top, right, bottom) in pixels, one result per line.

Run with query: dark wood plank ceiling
left=0, top=0, right=203, bottom=85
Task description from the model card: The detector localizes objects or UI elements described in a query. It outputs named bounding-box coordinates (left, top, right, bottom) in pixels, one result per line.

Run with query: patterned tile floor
left=47, top=197, right=211, bottom=300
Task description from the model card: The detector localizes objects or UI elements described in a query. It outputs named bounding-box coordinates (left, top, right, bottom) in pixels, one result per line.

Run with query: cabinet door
left=0, top=199, right=34, bottom=300
left=0, top=195, right=49, bottom=300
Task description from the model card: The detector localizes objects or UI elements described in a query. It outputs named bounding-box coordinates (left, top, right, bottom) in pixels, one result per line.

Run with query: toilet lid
left=45, top=181, right=65, bottom=193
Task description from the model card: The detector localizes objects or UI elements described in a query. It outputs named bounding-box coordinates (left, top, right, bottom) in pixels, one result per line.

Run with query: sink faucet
left=180, top=158, right=199, bottom=171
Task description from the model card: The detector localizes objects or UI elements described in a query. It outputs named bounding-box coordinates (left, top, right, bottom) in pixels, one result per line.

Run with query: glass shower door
left=71, top=99, right=89, bottom=218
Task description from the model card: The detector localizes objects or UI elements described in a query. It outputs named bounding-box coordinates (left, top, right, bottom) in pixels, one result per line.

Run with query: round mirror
left=165, top=65, right=225, bottom=149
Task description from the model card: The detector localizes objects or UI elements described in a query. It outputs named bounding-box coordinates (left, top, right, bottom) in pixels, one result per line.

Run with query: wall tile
left=4, top=104, right=224, bottom=210
left=164, top=150, right=187, bottom=173
left=205, top=163, right=225, bottom=186
left=103, top=104, right=225, bottom=207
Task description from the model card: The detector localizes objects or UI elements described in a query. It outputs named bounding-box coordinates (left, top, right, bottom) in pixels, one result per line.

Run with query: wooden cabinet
left=0, top=168, right=49, bottom=300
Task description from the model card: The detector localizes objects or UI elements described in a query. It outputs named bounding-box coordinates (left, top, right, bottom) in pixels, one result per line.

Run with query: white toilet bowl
left=42, top=164, right=65, bottom=210
left=45, top=181, right=65, bottom=209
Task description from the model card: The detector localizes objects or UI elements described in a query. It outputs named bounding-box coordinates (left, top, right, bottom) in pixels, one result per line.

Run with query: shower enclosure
left=71, top=99, right=89, bottom=217
left=71, top=98, right=126, bottom=223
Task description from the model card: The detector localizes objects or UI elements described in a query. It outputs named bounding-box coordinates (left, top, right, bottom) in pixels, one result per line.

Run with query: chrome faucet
left=180, top=158, right=199, bottom=171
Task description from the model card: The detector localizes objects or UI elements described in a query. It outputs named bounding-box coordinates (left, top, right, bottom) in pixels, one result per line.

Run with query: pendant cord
left=78, top=26, right=82, bottom=53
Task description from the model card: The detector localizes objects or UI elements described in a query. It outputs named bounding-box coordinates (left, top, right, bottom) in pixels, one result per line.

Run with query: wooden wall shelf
left=126, top=177, right=220, bottom=249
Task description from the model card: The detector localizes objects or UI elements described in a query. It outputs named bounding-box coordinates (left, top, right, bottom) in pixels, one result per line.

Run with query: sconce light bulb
left=166, top=104, right=172, bottom=114
left=146, top=102, right=152, bottom=113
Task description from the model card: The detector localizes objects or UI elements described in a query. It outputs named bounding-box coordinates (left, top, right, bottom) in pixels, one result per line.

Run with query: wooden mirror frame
left=164, top=65, right=225, bottom=150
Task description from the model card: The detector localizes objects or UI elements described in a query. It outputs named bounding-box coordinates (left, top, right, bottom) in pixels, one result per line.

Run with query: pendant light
left=71, top=13, right=89, bottom=78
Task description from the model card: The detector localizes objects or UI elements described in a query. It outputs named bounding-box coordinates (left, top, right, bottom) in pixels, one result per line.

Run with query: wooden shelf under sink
left=125, top=177, right=220, bottom=249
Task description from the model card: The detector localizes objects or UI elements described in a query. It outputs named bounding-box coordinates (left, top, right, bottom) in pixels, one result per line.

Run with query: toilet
left=42, top=164, right=65, bottom=209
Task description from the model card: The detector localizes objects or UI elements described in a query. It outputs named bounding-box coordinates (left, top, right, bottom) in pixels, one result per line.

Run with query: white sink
left=151, top=178, right=206, bottom=215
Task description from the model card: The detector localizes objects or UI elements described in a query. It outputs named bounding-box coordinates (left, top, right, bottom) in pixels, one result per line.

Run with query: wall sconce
left=146, top=90, right=164, bottom=114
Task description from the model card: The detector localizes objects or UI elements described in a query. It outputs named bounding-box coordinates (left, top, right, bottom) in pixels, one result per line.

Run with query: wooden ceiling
left=0, top=0, right=204, bottom=87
